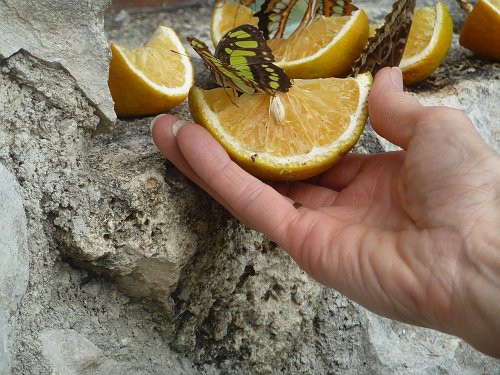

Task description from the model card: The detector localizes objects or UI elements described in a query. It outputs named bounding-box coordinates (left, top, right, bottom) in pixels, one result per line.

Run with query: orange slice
left=400, top=2, right=453, bottom=85
left=188, top=73, right=372, bottom=181
left=460, top=0, right=500, bottom=60
left=211, top=2, right=369, bottom=78
left=109, top=25, right=194, bottom=117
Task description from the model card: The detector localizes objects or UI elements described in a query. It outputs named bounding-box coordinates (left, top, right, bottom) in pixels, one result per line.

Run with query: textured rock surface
left=0, top=50, right=210, bottom=374
left=0, top=0, right=116, bottom=129
left=0, top=165, right=29, bottom=375
left=0, top=0, right=499, bottom=374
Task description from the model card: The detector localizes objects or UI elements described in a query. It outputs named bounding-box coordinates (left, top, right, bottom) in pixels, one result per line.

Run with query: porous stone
left=0, top=48, right=207, bottom=374
left=0, top=164, right=29, bottom=375
left=365, top=311, right=500, bottom=374
left=0, top=0, right=499, bottom=374
left=0, top=0, right=116, bottom=129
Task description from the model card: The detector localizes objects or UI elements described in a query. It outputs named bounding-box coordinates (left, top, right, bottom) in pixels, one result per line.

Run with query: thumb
left=368, top=67, right=423, bottom=150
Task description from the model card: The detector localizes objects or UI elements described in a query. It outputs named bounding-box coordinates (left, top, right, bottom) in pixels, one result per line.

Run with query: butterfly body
left=188, top=24, right=292, bottom=95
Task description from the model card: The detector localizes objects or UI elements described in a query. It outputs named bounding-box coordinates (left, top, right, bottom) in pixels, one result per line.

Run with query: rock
left=0, top=0, right=116, bottom=129
left=39, top=328, right=202, bottom=375
left=0, top=47, right=207, bottom=373
left=0, top=0, right=499, bottom=374
left=366, top=311, right=500, bottom=373
left=0, top=49, right=198, bottom=304
left=39, top=329, right=125, bottom=375
left=0, top=164, right=29, bottom=375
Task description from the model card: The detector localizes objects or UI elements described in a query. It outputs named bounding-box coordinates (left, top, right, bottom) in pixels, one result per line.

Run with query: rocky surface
left=0, top=165, right=29, bottom=375
left=0, top=0, right=499, bottom=374
left=0, top=0, right=116, bottom=130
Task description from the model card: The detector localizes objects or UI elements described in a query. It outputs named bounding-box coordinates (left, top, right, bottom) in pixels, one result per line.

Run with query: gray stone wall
left=0, top=0, right=499, bottom=374
left=0, top=165, right=29, bottom=375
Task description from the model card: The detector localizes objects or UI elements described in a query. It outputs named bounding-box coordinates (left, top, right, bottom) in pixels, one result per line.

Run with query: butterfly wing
left=320, top=0, right=358, bottom=17
left=350, top=0, right=416, bottom=76
left=255, top=0, right=316, bottom=39
left=239, top=0, right=267, bottom=12
left=215, top=24, right=292, bottom=94
left=188, top=37, right=259, bottom=95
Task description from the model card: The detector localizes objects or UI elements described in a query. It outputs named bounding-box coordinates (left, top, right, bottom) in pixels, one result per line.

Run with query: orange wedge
left=109, top=25, right=194, bottom=117
left=211, top=2, right=369, bottom=78
left=188, top=73, right=372, bottom=181
left=399, top=2, right=453, bottom=85
left=460, top=0, right=500, bottom=60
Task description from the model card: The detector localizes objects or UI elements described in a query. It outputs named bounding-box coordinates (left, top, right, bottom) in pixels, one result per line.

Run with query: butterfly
left=456, top=0, right=473, bottom=13
left=350, top=0, right=416, bottom=77
left=319, top=0, right=358, bottom=17
left=187, top=24, right=292, bottom=96
left=255, top=0, right=358, bottom=39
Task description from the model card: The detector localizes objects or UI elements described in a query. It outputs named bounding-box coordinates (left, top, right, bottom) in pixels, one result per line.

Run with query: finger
left=368, top=67, right=424, bottom=150
left=151, top=115, right=228, bottom=206
left=173, top=119, right=301, bottom=244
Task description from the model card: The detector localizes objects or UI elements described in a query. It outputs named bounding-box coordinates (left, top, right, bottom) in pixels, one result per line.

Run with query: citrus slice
left=211, top=2, right=369, bottom=79
left=399, top=2, right=453, bottom=85
left=188, top=73, right=372, bottom=181
left=211, top=1, right=259, bottom=44
left=109, top=25, right=194, bottom=117
left=459, top=0, right=500, bottom=61
left=268, top=12, right=369, bottom=78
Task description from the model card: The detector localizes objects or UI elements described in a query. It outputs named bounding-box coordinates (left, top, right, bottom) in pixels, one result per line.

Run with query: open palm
left=152, top=67, right=500, bottom=356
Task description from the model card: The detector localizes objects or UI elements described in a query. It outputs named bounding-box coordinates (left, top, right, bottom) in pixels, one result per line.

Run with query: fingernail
left=150, top=114, right=167, bottom=133
left=172, top=119, right=189, bottom=137
left=391, top=67, right=404, bottom=90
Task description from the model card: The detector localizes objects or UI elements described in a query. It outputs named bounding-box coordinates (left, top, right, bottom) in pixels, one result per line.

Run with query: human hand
left=151, top=67, right=500, bottom=357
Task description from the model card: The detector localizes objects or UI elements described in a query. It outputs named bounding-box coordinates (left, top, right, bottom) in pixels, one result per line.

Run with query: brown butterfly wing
left=350, top=0, right=416, bottom=77
left=321, top=0, right=358, bottom=17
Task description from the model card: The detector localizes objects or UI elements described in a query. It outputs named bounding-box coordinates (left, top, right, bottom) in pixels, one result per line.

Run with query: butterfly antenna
left=170, top=49, right=202, bottom=61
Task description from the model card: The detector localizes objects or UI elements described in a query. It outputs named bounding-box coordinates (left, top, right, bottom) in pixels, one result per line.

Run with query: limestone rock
left=0, top=0, right=498, bottom=374
left=0, top=49, right=205, bottom=373
left=0, top=50, right=199, bottom=304
left=0, top=164, right=29, bottom=375
left=366, top=312, right=500, bottom=373
left=0, top=0, right=116, bottom=129
left=40, top=329, right=127, bottom=375
left=39, top=328, right=203, bottom=375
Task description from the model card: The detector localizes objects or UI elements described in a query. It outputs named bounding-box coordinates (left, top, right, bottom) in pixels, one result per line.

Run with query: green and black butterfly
left=255, top=0, right=358, bottom=39
left=187, top=24, right=292, bottom=95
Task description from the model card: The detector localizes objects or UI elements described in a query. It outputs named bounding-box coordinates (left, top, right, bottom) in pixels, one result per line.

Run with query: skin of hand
left=151, top=67, right=500, bottom=358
